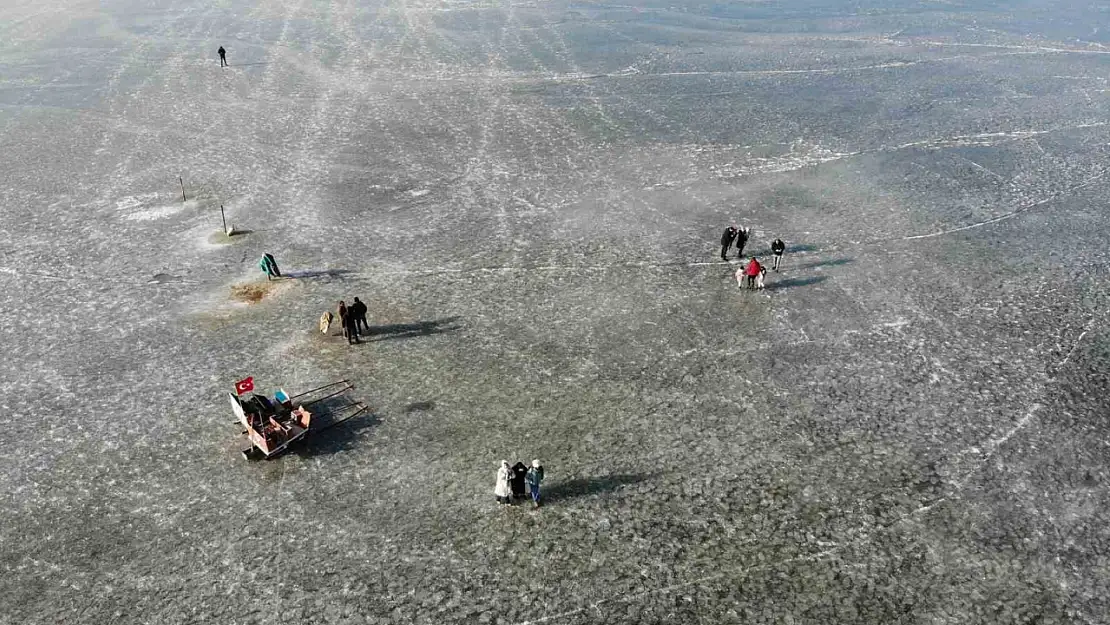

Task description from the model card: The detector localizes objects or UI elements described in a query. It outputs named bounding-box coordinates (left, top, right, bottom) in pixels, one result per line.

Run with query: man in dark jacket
left=771, top=238, right=785, bottom=270
left=720, top=226, right=738, bottom=261
left=218, top=46, right=227, bottom=67
left=349, top=297, right=369, bottom=335
left=344, top=310, right=360, bottom=344
left=735, top=227, right=749, bottom=258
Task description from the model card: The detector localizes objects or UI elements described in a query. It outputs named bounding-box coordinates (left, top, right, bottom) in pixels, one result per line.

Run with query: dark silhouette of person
left=218, top=46, right=227, bottom=67
left=510, top=462, right=528, bottom=500
left=720, top=226, right=737, bottom=261
left=735, top=227, right=749, bottom=258
left=350, top=297, right=369, bottom=335
left=771, top=238, right=785, bottom=270
left=344, top=310, right=360, bottom=345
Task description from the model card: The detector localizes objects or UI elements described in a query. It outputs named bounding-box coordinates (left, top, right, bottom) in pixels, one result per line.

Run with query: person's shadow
left=786, top=243, right=823, bottom=254
left=283, top=269, right=353, bottom=279
left=366, top=316, right=462, bottom=342
left=543, top=473, right=653, bottom=502
left=788, top=257, right=853, bottom=271
left=765, top=275, right=827, bottom=290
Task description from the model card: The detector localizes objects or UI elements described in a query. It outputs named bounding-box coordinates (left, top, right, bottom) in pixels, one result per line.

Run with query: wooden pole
left=220, top=204, right=228, bottom=234
left=179, top=177, right=186, bottom=202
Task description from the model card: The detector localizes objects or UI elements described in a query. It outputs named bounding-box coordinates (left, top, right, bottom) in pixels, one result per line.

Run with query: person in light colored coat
left=494, top=460, right=513, bottom=505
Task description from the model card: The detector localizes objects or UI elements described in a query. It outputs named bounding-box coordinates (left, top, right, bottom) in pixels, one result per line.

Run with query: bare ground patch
left=230, top=280, right=289, bottom=304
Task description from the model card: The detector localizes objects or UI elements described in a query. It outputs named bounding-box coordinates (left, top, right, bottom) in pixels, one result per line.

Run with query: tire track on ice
left=251, top=0, right=365, bottom=234
left=447, top=0, right=517, bottom=253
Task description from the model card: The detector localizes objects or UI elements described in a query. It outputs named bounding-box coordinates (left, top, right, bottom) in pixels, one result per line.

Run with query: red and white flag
left=234, top=377, right=254, bottom=395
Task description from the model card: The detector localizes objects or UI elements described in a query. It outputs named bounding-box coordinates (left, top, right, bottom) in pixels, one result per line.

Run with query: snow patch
left=114, top=193, right=159, bottom=211
left=124, top=204, right=186, bottom=221
left=114, top=193, right=192, bottom=221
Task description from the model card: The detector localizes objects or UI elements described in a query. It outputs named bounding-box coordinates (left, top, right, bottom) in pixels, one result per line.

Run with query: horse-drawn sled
left=228, top=378, right=368, bottom=460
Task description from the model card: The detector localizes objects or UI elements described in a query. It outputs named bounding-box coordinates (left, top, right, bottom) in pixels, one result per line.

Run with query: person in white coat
left=494, top=460, right=513, bottom=505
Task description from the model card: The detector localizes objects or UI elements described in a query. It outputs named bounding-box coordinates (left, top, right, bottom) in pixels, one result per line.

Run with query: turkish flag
left=235, top=377, right=254, bottom=395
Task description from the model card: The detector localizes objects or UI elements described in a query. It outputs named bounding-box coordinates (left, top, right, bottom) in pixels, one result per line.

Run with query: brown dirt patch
left=230, top=281, right=279, bottom=304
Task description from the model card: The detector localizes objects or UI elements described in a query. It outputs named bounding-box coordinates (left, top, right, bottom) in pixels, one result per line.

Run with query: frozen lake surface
left=2, top=0, right=1110, bottom=622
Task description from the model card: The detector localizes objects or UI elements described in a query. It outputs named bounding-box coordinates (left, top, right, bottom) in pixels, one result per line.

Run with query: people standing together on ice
left=720, top=226, right=787, bottom=290
left=334, top=298, right=370, bottom=344
left=496, top=459, right=544, bottom=508
left=317, top=297, right=371, bottom=344
left=737, top=257, right=763, bottom=290
left=720, top=225, right=752, bottom=261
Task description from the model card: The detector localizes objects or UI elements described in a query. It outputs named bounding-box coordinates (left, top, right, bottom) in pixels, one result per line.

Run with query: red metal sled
left=229, top=379, right=368, bottom=460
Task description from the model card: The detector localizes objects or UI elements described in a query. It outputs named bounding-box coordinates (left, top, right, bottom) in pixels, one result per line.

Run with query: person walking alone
left=720, top=226, right=738, bottom=261
left=771, top=238, right=785, bottom=271
left=525, top=459, right=544, bottom=508
left=218, top=46, right=228, bottom=67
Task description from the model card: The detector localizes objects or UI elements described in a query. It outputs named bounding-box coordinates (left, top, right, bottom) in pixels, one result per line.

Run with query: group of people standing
left=495, top=459, right=545, bottom=508
left=256, top=254, right=370, bottom=345
left=719, top=226, right=787, bottom=290
left=334, top=298, right=370, bottom=344
left=738, top=257, right=767, bottom=290
left=720, top=226, right=750, bottom=261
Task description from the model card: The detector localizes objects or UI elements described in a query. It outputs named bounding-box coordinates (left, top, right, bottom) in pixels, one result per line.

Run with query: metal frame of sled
left=229, top=379, right=369, bottom=460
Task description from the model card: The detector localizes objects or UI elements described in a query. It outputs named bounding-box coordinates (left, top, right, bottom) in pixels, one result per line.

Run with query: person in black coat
left=510, top=462, right=528, bottom=500
left=344, top=308, right=360, bottom=344
left=350, top=297, right=369, bottom=335
left=218, top=46, right=227, bottom=67
left=720, top=226, right=738, bottom=261
left=735, top=227, right=749, bottom=258
left=770, top=238, right=785, bottom=270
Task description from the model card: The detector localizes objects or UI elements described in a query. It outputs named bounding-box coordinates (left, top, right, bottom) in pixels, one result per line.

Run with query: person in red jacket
left=744, top=257, right=762, bottom=290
